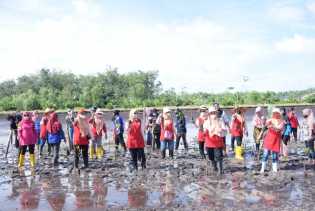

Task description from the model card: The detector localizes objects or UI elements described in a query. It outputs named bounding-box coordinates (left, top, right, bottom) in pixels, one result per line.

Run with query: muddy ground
left=0, top=140, right=314, bottom=211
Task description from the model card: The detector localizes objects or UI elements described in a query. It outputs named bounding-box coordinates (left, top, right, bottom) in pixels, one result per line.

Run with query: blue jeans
left=161, top=140, right=174, bottom=151
left=262, top=149, right=278, bottom=163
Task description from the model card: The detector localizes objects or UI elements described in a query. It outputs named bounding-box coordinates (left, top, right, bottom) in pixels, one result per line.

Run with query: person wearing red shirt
left=195, top=105, right=208, bottom=159
left=73, top=109, right=91, bottom=170
left=158, top=107, right=176, bottom=159
left=204, top=106, right=227, bottom=174
left=230, top=107, right=248, bottom=160
left=127, top=109, right=146, bottom=170
left=260, top=108, right=284, bottom=173
left=288, top=107, right=299, bottom=142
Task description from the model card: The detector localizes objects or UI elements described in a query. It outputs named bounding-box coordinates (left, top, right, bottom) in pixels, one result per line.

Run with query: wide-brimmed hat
left=95, top=108, right=104, bottom=115
left=208, top=106, right=216, bottom=113
left=78, top=108, right=88, bottom=114
left=272, top=108, right=281, bottom=114
left=44, top=108, right=53, bottom=114
left=255, top=106, right=262, bottom=113
left=163, top=107, right=171, bottom=114
left=302, top=108, right=311, bottom=116
left=199, top=105, right=208, bottom=111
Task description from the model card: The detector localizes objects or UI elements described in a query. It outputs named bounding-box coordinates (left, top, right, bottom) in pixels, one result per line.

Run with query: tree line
left=0, top=68, right=314, bottom=111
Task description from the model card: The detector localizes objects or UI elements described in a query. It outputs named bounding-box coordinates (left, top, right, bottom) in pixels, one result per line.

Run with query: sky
left=0, top=0, right=315, bottom=93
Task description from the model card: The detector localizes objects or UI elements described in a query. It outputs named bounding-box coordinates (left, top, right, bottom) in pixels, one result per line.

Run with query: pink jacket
left=18, top=120, right=37, bottom=146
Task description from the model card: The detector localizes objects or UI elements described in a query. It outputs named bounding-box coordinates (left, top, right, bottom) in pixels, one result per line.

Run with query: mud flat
left=0, top=141, right=314, bottom=211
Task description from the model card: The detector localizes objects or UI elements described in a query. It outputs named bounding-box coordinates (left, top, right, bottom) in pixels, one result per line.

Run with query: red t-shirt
left=127, top=119, right=145, bottom=149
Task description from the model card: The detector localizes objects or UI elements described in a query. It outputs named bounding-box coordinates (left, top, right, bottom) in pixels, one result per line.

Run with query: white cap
left=163, top=107, right=171, bottom=114
left=208, top=106, right=216, bottom=113
left=272, top=108, right=281, bottom=114
left=199, top=105, right=208, bottom=111
left=129, top=109, right=138, bottom=119
left=255, top=106, right=262, bottom=113
left=95, top=108, right=104, bottom=115
left=302, top=108, right=311, bottom=116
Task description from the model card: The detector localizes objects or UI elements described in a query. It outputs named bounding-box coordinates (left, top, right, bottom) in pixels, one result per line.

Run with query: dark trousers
left=231, top=136, right=242, bottom=150
left=115, top=133, right=126, bottom=151
left=152, top=133, right=161, bottom=150
left=74, top=145, right=89, bottom=168
left=50, top=143, right=60, bottom=164
left=19, top=144, right=35, bottom=155
left=291, top=128, right=298, bottom=141
left=206, top=147, right=223, bottom=161
left=129, top=148, right=146, bottom=170
left=305, top=140, right=315, bottom=159
left=175, top=133, right=188, bottom=150
left=198, top=142, right=206, bottom=158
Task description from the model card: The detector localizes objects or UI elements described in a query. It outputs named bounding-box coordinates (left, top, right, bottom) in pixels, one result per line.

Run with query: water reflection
left=160, top=176, right=176, bottom=206
left=92, top=175, right=108, bottom=208
left=41, top=175, right=66, bottom=211
left=128, top=185, right=148, bottom=208
left=18, top=175, right=40, bottom=210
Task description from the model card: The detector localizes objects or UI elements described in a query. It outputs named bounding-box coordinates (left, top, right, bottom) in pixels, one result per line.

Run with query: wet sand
left=0, top=140, right=314, bottom=211
left=1, top=106, right=315, bottom=211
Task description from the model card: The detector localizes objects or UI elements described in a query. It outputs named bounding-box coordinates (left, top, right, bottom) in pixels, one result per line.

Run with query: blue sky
left=0, top=0, right=315, bottom=92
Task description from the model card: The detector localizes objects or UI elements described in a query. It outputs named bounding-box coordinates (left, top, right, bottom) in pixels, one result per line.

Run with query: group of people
left=6, top=104, right=315, bottom=175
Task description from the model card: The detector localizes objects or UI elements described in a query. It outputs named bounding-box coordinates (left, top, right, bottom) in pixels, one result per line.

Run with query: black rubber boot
left=161, top=150, right=166, bottom=159
left=217, top=160, right=223, bottom=175
left=169, top=150, right=174, bottom=159
left=211, top=161, right=218, bottom=172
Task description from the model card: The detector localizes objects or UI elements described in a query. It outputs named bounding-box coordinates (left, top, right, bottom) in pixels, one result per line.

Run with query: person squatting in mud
left=73, top=109, right=91, bottom=170
left=18, top=112, right=37, bottom=169
left=260, top=108, right=284, bottom=173
left=158, top=107, right=176, bottom=159
left=301, top=108, right=315, bottom=166
left=127, top=109, right=146, bottom=171
left=230, top=107, right=248, bottom=160
left=112, top=110, right=127, bottom=154
left=89, top=108, right=108, bottom=160
left=203, top=106, right=227, bottom=175
left=195, top=105, right=208, bottom=159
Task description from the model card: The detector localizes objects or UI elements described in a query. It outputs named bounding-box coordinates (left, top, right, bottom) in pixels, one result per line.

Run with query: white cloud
left=274, top=34, right=315, bottom=53
left=306, top=1, right=315, bottom=14
left=269, top=5, right=305, bottom=22
left=0, top=0, right=314, bottom=92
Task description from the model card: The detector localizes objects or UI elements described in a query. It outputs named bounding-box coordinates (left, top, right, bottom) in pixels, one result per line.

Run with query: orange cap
left=78, top=108, right=88, bottom=114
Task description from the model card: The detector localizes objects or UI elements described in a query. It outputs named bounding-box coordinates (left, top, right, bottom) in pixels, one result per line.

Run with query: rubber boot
left=30, top=154, right=35, bottom=168
left=260, top=161, right=266, bottom=173
left=96, top=147, right=103, bottom=160
left=18, top=154, right=25, bottom=168
left=217, top=160, right=223, bottom=175
left=169, top=150, right=174, bottom=159
left=211, top=160, right=218, bottom=172
left=83, top=154, right=89, bottom=169
left=283, top=144, right=288, bottom=161
left=235, top=146, right=244, bottom=160
left=272, top=162, right=278, bottom=173
left=89, top=146, right=95, bottom=160
left=161, top=150, right=166, bottom=159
